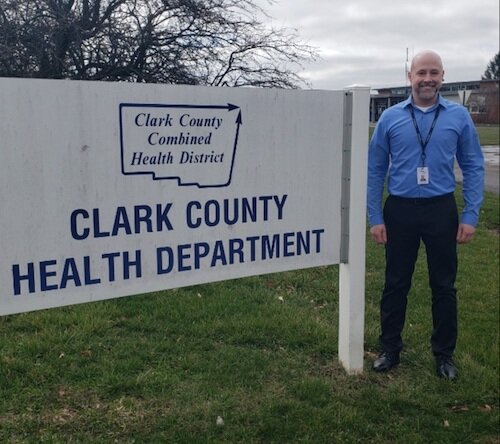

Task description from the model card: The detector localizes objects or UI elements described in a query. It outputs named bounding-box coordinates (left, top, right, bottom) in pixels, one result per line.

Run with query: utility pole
left=405, top=48, right=409, bottom=95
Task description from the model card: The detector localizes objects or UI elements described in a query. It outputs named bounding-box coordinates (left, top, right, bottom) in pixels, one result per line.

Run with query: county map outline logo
left=119, top=103, right=242, bottom=188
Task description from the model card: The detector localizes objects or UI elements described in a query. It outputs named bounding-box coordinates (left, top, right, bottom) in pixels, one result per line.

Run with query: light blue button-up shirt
left=367, top=95, right=484, bottom=226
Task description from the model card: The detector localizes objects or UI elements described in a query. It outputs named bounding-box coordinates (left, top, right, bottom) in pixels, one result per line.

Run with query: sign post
left=339, top=87, right=370, bottom=374
left=0, top=78, right=369, bottom=373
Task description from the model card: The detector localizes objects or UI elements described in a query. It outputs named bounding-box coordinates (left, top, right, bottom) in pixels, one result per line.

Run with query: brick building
left=370, top=79, right=499, bottom=124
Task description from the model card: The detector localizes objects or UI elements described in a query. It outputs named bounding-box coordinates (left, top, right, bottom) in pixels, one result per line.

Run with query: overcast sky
left=256, top=0, right=499, bottom=90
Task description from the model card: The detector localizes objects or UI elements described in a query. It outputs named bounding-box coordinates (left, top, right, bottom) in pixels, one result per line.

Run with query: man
left=367, top=50, right=484, bottom=379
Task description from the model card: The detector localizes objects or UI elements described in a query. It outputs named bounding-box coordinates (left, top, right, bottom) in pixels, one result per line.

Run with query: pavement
left=455, top=145, right=499, bottom=194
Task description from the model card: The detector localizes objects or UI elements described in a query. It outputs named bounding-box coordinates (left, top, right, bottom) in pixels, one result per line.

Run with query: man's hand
left=370, top=224, right=387, bottom=245
left=457, top=223, right=476, bottom=244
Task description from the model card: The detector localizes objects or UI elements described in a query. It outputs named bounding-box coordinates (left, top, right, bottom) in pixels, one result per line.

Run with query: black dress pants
left=380, top=193, right=458, bottom=358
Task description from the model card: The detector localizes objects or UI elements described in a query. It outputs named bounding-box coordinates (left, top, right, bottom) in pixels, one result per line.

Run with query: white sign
left=1, top=78, right=370, bottom=374
left=1, top=78, right=343, bottom=315
left=457, top=90, right=472, bottom=105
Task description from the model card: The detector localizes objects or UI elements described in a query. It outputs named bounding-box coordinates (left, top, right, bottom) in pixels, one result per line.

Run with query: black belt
left=389, top=192, right=454, bottom=204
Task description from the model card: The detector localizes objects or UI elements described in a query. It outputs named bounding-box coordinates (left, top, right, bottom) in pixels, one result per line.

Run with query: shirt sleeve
left=456, top=113, right=484, bottom=226
left=367, top=117, right=390, bottom=226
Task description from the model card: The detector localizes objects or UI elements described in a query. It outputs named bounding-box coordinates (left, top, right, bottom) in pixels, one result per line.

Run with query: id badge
left=417, top=167, right=429, bottom=185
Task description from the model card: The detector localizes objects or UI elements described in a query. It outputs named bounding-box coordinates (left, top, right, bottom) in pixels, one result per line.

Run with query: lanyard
left=410, top=106, right=441, bottom=166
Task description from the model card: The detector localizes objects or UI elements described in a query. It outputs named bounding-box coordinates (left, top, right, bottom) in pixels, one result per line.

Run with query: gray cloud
left=258, top=0, right=500, bottom=89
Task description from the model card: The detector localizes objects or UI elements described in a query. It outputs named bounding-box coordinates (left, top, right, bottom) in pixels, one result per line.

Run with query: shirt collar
left=403, top=94, right=448, bottom=111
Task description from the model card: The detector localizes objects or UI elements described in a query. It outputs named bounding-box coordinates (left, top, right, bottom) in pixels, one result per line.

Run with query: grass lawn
left=476, top=125, right=500, bottom=146
left=369, top=123, right=499, bottom=146
left=0, top=187, right=498, bottom=443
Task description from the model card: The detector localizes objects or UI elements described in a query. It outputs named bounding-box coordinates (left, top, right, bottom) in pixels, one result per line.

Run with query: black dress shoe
left=436, top=357, right=458, bottom=380
left=373, top=352, right=400, bottom=372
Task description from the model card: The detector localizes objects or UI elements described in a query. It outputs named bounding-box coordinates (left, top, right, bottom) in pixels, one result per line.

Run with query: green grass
left=476, top=125, right=500, bottom=146
left=0, top=189, right=498, bottom=443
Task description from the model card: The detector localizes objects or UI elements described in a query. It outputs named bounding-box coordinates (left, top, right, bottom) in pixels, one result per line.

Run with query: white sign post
left=339, top=88, right=370, bottom=374
left=0, top=78, right=369, bottom=373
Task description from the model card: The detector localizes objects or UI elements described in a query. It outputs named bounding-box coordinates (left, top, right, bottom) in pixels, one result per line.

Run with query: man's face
left=408, top=54, right=444, bottom=105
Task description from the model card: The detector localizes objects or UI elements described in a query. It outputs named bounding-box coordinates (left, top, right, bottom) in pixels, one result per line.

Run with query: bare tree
left=0, top=0, right=316, bottom=88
